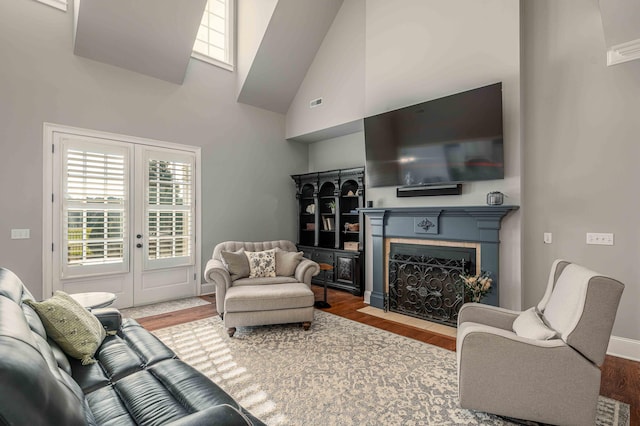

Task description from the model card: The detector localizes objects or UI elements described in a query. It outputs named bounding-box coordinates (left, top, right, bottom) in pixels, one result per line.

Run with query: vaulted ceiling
left=72, top=0, right=638, bottom=113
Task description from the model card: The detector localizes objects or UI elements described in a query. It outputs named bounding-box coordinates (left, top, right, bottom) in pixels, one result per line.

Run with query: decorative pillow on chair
left=245, top=249, right=277, bottom=278
left=25, top=291, right=106, bottom=365
left=512, top=307, right=557, bottom=340
left=221, top=249, right=250, bottom=281
left=274, top=248, right=304, bottom=277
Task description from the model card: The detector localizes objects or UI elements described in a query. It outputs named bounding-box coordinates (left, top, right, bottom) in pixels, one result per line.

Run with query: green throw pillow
left=25, top=291, right=106, bottom=365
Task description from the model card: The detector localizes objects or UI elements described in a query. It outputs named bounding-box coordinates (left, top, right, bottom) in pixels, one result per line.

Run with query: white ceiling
left=73, top=0, right=207, bottom=84
left=236, top=0, right=344, bottom=114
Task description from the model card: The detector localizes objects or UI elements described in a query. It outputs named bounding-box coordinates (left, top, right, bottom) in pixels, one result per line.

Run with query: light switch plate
left=586, top=232, right=614, bottom=246
left=11, top=229, right=30, bottom=239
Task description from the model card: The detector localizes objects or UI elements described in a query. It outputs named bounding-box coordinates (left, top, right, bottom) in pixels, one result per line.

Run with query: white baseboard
left=364, top=290, right=371, bottom=305
left=607, top=335, right=640, bottom=361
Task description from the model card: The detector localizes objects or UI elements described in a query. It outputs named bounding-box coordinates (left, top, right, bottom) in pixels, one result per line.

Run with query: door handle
left=136, top=243, right=143, bottom=248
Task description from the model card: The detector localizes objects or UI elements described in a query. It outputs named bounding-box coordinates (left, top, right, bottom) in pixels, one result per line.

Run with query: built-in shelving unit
left=291, top=167, right=365, bottom=295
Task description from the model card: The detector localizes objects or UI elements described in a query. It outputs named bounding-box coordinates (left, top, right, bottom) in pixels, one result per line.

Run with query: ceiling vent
left=309, top=97, right=323, bottom=108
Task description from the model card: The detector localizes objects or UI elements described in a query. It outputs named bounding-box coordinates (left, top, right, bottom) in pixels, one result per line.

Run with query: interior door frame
left=42, top=122, right=202, bottom=300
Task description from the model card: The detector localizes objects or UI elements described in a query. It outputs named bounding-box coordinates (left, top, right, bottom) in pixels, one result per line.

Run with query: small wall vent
left=309, top=97, right=323, bottom=108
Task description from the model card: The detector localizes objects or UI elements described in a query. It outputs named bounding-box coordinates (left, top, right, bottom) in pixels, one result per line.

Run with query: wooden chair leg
left=227, top=327, right=236, bottom=337
left=302, top=322, right=311, bottom=330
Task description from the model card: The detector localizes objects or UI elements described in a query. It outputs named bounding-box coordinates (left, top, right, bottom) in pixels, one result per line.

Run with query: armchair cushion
left=274, top=248, right=304, bottom=277
left=245, top=249, right=276, bottom=278
left=221, top=249, right=250, bottom=281
left=512, top=307, right=557, bottom=340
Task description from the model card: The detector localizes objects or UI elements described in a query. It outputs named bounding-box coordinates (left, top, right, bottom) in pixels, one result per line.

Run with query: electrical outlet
left=586, top=232, right=614, bottom=246
left=543, top=232, right=552, bottom=244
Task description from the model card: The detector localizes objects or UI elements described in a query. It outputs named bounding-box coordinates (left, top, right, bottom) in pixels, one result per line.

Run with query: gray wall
left=289, top=0, right=523, bottom=310
left=308, top=132, right=365, bottom=173
left=522, top=1, right=640, bottom=340
left=0, top=1, right=307, bottom=299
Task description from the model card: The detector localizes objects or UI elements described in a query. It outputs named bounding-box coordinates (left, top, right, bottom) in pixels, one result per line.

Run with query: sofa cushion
left=221, top=249, right=250, bottom=281
left=275, top=248, right=304, bottom=277
left=512, top=307, right=557, bottom=340
left=245, top=249, right=276, bottom=278
left=25, top=291, right=106, bottom=365
left=225, top=283, right=314, bottom=312
left=0, top=297, right=88, bottom=426
left=233, top=276, right=299, bottom=287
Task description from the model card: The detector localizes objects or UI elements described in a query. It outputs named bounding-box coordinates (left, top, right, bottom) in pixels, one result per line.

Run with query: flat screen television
left=364, top=83, right=504, bottom=188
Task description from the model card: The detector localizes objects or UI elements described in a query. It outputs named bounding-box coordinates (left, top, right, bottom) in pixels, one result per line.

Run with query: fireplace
left=362, top=206, right=518, bottom=317
left=385, top=240, right=478, bottom=326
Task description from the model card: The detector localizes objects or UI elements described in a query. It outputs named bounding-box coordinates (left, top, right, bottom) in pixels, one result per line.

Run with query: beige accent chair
left=204, top=240, right=319, bottom=337
left=457, top=260, right=624, bottom=425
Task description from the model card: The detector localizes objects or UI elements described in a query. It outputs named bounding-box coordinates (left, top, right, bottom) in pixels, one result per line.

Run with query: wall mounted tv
left=364, top=82, right=504, bottom=189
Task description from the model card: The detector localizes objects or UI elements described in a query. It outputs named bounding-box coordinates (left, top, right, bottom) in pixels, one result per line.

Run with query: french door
left=46, top=126, right=200, bottom=308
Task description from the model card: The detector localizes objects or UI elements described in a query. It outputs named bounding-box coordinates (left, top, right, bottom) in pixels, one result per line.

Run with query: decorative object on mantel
left=486, top=191, right=505, bottom=205
left=414, top=216, right=438, bottom=234
left=459, top=271, right=493, bottom=303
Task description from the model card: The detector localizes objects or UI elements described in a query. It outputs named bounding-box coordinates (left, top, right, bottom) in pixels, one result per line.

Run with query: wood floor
left=138, top=286, right=639, bottom=425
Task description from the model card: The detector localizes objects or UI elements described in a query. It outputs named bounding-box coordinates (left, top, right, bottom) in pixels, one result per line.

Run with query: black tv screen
left=364, top=83, right=504, bottom=188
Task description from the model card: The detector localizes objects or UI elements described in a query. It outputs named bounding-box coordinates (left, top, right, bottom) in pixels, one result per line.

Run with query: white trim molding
left=35, top=0, right=67, bottom=12
left=607, top=335, right=640, bottom=362
left=607, top=38, right=640, bottom=66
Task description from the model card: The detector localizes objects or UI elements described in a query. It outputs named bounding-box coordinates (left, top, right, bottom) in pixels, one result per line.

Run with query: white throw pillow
left=245, top=249, right=277, bottom=278
left=512, top=307, right=557, bottom=340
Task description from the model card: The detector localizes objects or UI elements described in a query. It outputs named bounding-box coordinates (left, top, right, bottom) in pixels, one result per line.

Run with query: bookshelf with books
left=291, top=167, right=365, bottom=295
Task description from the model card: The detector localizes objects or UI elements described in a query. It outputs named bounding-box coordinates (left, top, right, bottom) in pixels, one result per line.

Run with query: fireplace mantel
left=361, top=205, right=519, bottom=309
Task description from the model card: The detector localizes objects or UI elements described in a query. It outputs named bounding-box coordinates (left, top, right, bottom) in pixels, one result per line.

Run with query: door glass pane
left=63, top=143, right=128, bottom=273
left=146, top=158, right=193, bottom=262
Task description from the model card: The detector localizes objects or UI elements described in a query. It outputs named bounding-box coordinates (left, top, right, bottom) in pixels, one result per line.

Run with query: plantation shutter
left=144, top=149, right=195, bottom=269
left=61, top=138, right=130, bottom=278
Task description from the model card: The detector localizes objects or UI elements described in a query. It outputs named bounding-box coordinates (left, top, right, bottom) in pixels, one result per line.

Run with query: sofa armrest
left=165, top=404, right=263, bottom=426
left=295, top=258, right=320, bottom=285
left=91, top=308, right=122, bottom=335
left=457, top=302, right=520, bottom=331
left=204, top=258, right=231, bottom=314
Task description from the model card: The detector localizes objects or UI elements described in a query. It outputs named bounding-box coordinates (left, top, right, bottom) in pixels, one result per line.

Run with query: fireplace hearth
left=386, top=243, right=475, bottom=326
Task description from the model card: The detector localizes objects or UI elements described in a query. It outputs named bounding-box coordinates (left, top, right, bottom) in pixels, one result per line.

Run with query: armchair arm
left=457, top=302, right=521, bottom=331
left=91, top=308, right=122, bottom=335
left=295, top=258, right=320, bottom=285
left=456, top=322, right=600, bottom=425
left=204, top=258, right=231, bottom=314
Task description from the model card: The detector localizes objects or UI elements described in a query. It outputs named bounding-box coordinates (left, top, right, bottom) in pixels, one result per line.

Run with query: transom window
left=192, top=0, right=235, bottom=71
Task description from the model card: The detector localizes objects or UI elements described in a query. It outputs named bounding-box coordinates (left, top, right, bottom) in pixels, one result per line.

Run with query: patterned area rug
left=119, top=297, right=210, bottom=319
left=152, top=311, right=630, bottom=426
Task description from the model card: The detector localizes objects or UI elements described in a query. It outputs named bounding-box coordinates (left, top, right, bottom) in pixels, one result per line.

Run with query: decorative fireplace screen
left=385, top=243, right=475, bottom=327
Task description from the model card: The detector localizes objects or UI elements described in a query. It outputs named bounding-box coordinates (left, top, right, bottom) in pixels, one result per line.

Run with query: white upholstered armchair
left=204, top=240, right=319, bottom=337
left=457, top=259, right=624, bottom=425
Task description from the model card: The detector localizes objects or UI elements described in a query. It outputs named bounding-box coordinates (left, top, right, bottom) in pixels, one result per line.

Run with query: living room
left=0, top=0, right=638, bottom=424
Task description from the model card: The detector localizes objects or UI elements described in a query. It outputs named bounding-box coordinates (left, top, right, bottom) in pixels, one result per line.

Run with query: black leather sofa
left=0, top=268, right=265, bottom=425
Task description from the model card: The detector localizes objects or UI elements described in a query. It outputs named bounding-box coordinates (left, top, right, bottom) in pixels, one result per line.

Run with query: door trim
left=42, top=122, right=202, bottom=300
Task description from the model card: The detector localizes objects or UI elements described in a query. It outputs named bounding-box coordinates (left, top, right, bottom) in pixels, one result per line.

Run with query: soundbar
left=396, top=183, right=462, bottom=197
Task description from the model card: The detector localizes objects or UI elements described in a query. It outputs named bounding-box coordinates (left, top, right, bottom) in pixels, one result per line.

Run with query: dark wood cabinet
left=291, top=167, right=365, bottom=295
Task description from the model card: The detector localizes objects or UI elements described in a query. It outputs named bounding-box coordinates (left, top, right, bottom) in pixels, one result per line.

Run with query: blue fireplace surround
left=361, top=206, right=519, bottom=310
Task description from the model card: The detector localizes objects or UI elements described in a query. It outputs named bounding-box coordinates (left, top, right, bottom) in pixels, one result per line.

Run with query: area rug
left=152, top=311, right=630, bottom=426
left=120, top=297, right=210, bottom=319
